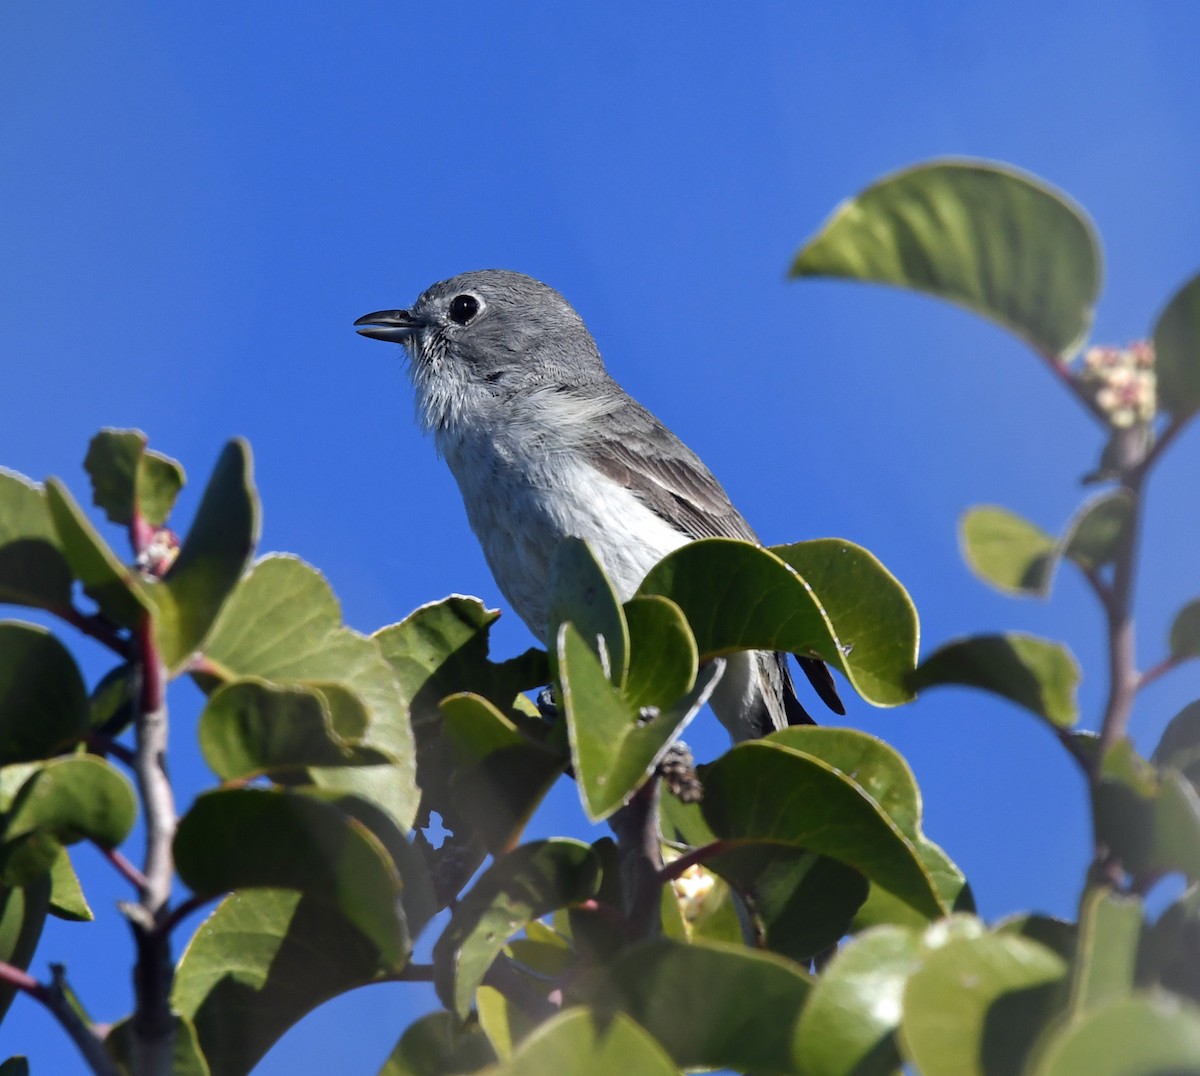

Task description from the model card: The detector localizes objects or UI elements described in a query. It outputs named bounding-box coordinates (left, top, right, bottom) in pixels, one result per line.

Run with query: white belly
left=442, top=437, right=688, bottom=642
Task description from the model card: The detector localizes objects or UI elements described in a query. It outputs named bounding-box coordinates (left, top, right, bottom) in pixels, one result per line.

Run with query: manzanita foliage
left=0, top=159, right=1197, bottom=1075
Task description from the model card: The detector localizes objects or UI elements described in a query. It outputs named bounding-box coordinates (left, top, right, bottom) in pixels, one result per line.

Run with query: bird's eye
left=448, top=294, right=481, bottom=325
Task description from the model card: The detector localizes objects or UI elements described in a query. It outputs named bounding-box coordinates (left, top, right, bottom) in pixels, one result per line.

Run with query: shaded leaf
left=148, top=439, right=258, bottom=670
left=547, top=537, right=628, bottom=685
left=598, top=937, right=811, bottom=1073
left=489, top=1008, right=676, bottom=1076
left=105, top=1013, right=210, bottom=1076
left=83, top=428, right=185, bottom=528
left=0, top=874, right=50, bottom=1022
left=793, top=924, right=921, bottom=1076
left=0, top=469, right=73, bottom=611
left=900, top=932, right=1067, bottom=1076
left=1152, top=700, right=1200, bottom=781
left=702, top=740, right=943, bottom=919
left=960, top=506, right=1055, bottom=596
left=1030, top=994, right=1200, bottom=1076
left=638, top=538, right=915, bottom=706
left=910, top=633, right=1079, bottom=728
left=1153, top=270, right=1200, bottom=421
left=174, top=889, right=389, bottom=1076
left=379, top=1010, right=497, bottom=1076
left=173, top=788, right=408, bottom=967
left=440, top=692, right=566, bottom=852
left=201, top=555, right=418, bottom=831
left=994, top=914, right=1076, bottom=963
left=198, top=678, right=384, bottom=781
left=1170, top=600, right=1200, bottom=662
left=559, top=622, right=720, bottom=821
left=1061, top=491, right=1132, bottom=571
left=433, top=839, right=599, bottom=1017
left=1068, top=889, right=1142, bottom=1014
left=476, top=984, right=538, bottom=1061
left=44, top=478, right=149, bottom=629
left=0, top=622, right=88, bottom=764
left=0, top=1059, right=28, bottom=1076
left=791, top=159, right=1101, bottom=359
left=88, top=662, right=137, bottom=735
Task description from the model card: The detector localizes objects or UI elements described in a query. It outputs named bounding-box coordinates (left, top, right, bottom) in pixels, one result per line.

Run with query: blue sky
left=3, top=4, right=1200, bottom=1072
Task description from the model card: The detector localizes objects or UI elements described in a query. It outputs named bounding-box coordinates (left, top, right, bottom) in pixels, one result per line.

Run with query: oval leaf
left=0, top=470, right=72, bottom=612
left=379, top=1010, right=498, bottom=1076
left=793, top=924, right=921, bottom=1076
left=433, top=838, right=599, bottom=1017
left=1153, top=270, right=1200, bottom=420
left=791, top=159, right=1101, bottom=359
left=84, top=428, right=185, bottom=528
left=548, top=537, right=629, bottom=684
left=3, top=756, right=136, bottom=850
left=173, top=788, right=408, bottom=967
left=960, top=507, right=1056, bottom=596
left=910, top=633, right=1080, bottom=728
left=0, top=622, right=88, bottom=765
left=622, top=595, right=698, bottom=713
left=1170, top=599, right=1200, bottom=663
left=599, top=937, right=811, bottom=1073
left=489, top=1008, right=675, bottom=1076
left=702, top=740, right=943, bottom=919
left=900, top=932, right=1067, bottom=1076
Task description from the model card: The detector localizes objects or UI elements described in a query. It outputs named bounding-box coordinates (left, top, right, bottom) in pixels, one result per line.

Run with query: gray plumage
left=356, top=269, right=842, bottom=740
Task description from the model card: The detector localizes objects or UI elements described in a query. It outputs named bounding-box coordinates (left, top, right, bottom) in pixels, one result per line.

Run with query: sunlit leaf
left=910, top=633, right=1079, bottom=728
left=47, top=846, right=92, bottom=922
left=488, top=1008, right=676, bottom=1076
left=622, top=595, right=698, bottom=713
left=960, top=506, right=1055, bottom=596
left=83, top=428, right=185, bottom=528
left=547, top=537, right=628, bottom=685
left=791, top=159, right=1101, bottom=359
left=1068, top=889, right=1141, bottom=1014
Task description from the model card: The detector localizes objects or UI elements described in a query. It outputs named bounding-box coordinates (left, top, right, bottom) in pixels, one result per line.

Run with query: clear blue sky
left=3, top=4, right=1199, bottom=1072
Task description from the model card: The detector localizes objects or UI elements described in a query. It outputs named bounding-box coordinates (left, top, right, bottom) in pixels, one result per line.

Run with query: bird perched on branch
left=356, top=270, right=842, bottom=740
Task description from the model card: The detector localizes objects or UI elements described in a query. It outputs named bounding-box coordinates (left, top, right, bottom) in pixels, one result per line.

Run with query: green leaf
left=198, top=678, right=384, bottom=780
left=1068, top=889, right=1142, bottom=1014
left=0, top=874, right=50, bottom=1022
left=489, top=1008, right=676, bottom=1076
left=148, top=439, right=258, bottom=671
left=994, top=914, right=1076, bottom=963
left=104, top=1014, right=210, bottom=1076
left=0, top=622, right=88, bottom=764
left=173, top=788, right=409, bottom=967
left=1137, top=885, right=1200, bottom=1002
left=0, top=470, right=73, bottom=611
left=960, top=507, right=1056, bottom=595
left=201, top=555, right=418, bottom=831
left=702, top=740, right=943, bottom=919
left=1030, top=994, right=1200, bottom=1076
left=44, top=478, right=150, bottom=629
left=173, top=889, right=390, bottom=1076
left=622, top=596, right=698, bottom=713
left=433, top=838, right=599, bottom=1018
left=1153, top=270, right=1200, bottom=421
left=791, top=159, right=1101, bottom=359
left=900, top=932, right=1068, bottom=1076
left=794, top=924, right=921, bottom=1076
left=2, top=757, right=136, bottom=878
left=547, top=537, right=629, bottom=685
left=378, top=1010, right=498, bottom=1076
left=47, top=846, right=93, bottom=921
left=559, top=622, right=720, bottom=821
left=598, top=937, right=811, bottom=1073
left=1170, top=599, right=1200, bottom=662
left=910, top=633, right=1080, bottom=728
left=638, top=538, right=915, bottom=707
left=1152, top=700, right=1200, bottom=781
left=0, top=1058, right=29, bottom=1076
left=440, top=692, right=567, bottom=852
left=83, top=428, right=185, bottom=528
left=88, top=663, right=137, bottom=735
left=1061, top=491, right=1133, bottom=572
left=771, top=539, right=920, bottom=705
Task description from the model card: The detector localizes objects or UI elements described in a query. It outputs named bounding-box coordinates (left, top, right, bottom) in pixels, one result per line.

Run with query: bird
left=355, top=270, right=843, bottom=740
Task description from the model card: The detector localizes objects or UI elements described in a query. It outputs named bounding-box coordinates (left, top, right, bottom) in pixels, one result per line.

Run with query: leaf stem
left=95, top=844, right=149, bottom=892
left=1137, top=655, right=1178, bottom=692
left=0, top=960, right=117, bottom=1075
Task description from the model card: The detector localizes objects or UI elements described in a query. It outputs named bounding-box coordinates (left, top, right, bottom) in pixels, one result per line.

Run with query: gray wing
left=583, top=391, right=844, bottom=721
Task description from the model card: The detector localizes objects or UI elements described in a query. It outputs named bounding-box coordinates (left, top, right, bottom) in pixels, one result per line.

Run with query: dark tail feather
left=798, top=656, right=845, bottom=716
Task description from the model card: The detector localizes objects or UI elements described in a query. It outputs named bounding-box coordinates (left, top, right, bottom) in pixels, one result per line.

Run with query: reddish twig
left=1137, top=655, right=1178, bottom=692
left=54, top=605, right=130, bottom=657
left=96, top=844, right=149, bottom=892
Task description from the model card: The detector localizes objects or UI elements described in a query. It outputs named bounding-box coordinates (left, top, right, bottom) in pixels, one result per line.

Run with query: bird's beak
left=353, top=309, right=425, bottom=342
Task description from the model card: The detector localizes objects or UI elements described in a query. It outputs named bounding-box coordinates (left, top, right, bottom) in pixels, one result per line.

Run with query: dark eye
left=448, top=294, right=481, bottom=325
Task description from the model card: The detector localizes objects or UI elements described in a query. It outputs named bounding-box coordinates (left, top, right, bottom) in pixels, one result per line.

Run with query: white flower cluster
left=1078, top=341, right=1156, bottom=428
